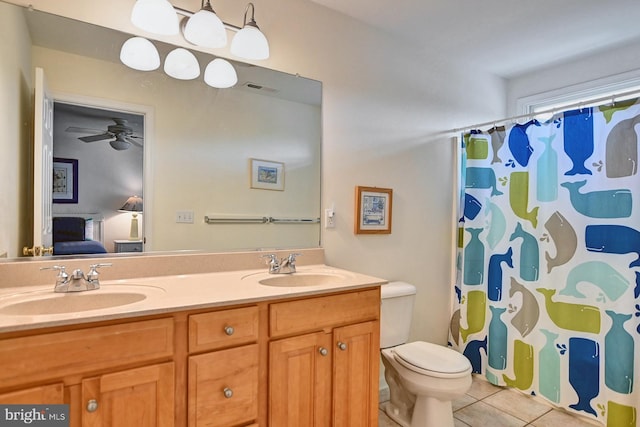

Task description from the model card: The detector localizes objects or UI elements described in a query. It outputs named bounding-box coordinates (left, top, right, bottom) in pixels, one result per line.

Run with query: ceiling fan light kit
left=67, top=118, right=144, bottom=151
left=110, top=136, right=132, bottom=151
left=125, top=0, right=270, bottom=88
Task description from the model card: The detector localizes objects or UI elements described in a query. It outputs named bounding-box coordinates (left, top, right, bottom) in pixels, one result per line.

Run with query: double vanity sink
left=0, top=264, right=382, bottom=331
left=0, top=255, right=385, bottom=426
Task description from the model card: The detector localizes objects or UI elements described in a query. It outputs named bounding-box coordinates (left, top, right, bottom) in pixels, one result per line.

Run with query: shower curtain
left=451, top=100, right=639, bottom=426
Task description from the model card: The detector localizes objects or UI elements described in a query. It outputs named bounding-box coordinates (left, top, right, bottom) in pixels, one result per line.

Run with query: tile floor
left=379, top=375, right=602, bottom=427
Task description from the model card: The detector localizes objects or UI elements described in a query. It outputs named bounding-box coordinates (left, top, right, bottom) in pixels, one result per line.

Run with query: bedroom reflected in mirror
left=53, top=102, right=144, bottom=254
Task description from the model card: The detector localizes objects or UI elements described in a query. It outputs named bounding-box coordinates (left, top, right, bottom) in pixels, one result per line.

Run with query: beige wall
left=2, top=0, right=507, bottom=344
left=0, top=2, right=32, bottom=258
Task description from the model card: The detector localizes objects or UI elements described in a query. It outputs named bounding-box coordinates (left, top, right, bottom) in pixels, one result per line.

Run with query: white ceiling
left=310, top=0, right=640, bottom=78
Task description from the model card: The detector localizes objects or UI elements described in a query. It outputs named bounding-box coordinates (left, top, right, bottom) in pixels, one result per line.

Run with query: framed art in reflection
left=53, top=157, right=78, bottom=204
left=250, top=158, right=285, bottom=191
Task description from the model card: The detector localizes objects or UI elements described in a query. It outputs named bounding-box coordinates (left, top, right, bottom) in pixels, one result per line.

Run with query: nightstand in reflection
left=113, top=239, right=143, bottom=253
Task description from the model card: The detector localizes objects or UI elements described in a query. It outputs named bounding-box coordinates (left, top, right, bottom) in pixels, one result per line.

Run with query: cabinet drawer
left=0, top=318, right=174, bottom=389
left=188, top=344, right=259, bottom=427
left=269, top=288, right=380, bottom=338
left=189, top=306, right=259, bottom=353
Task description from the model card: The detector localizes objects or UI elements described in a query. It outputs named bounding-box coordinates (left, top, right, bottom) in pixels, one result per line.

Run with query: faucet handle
left=88, top=263, right=112, bottom=273
left=40, top=265, right=68, bottom=278
left=261, top=254, right=280, bottom=273
left=87, top=263, right=112, bottom=284
left=40, top=264, right=66, bottom=272
left=287, top=253, right=302, bottom=262
left=41, top=265, right=69, bottom=291
left=261, top=254, right=279, bottom=265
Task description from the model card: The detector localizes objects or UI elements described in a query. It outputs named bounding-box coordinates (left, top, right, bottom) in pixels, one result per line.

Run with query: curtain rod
left=449, top=87, right=640, bottom=134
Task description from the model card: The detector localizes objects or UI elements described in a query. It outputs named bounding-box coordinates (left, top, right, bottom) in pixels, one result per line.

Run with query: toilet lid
left=394, top=341, right=471, bottom=374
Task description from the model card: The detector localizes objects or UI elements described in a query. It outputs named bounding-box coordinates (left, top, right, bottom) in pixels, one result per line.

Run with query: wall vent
left=243, top=82, right=278, bottom=93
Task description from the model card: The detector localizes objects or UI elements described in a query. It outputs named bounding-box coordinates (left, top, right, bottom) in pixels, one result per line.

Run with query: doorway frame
left=50, top=91, right=154, bottom=251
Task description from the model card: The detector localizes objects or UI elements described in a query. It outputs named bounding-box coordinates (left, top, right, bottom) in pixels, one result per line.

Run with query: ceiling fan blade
left=65, top=126, right=107, bottom=134
left=79, top=133, right=113, bottom=142
left=124, top=136, right=143, bottom=148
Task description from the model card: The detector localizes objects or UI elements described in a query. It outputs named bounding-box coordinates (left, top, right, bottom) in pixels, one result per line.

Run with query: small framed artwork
left=53, top=158, right=78, bottom=204
left=250, top=158, right=285, bottom=191
left=355, top=186, right=393, bottom=234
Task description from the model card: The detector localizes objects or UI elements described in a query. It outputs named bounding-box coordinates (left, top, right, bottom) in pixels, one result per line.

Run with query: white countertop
left=0, top=265, right=387, bottom=333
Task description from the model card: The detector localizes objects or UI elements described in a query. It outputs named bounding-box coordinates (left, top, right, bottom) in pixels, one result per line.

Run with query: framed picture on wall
left=250, top=158, right=285, bottom=191
left=354, top=186, right=393, bottom=234
left=53, top=157, right=78, bottom=204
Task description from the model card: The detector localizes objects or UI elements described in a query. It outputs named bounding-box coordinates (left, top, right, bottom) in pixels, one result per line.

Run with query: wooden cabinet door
left=0, top=383, right=64, bottom=404
left=333, top=321, right=380, bottom=427
left=269, top=331, right=332, bottom=427
left=81, top=362, right=174, bottom=427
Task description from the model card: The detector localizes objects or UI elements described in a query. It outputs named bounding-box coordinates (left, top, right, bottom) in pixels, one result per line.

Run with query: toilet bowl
left=380, top=282, right=472, bottom=427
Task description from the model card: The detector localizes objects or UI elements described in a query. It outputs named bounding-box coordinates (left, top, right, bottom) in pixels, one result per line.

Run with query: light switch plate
left=176, top=210, right=194, bottom=223
left=324, top=209, right=335, bottom=228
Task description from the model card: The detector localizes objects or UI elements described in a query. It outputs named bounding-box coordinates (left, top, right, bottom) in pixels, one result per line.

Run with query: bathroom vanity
left=0, top=253, right=384, bottom=427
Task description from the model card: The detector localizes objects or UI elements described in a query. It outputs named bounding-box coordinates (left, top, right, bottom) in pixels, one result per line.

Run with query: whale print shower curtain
left=451, top=100, right=639, bottom=426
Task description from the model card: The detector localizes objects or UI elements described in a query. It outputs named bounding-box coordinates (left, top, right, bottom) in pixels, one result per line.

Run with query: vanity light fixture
left=119, top=37, right=161, bottom=71
left=130, top=0, right=270, bottom=61
left=119, top=196, right=144, bottom=240
left=131, top=0, right=179, bottom=35
left=230, top=3, right=269, bottom=60
left=125, top=0, right=270, bottom=88
left=183, top=0, right=227, bottom=49
left=204, top=58, right=238, bottom=88
left=164, top=48, right=201, bottom=80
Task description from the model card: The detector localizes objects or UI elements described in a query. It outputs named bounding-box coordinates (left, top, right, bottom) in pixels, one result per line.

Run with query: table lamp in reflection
left=119, top=195, right=143, bottom=240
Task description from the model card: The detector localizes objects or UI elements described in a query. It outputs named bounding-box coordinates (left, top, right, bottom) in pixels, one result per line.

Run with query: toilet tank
left=380, top=282, right=416, bottom=348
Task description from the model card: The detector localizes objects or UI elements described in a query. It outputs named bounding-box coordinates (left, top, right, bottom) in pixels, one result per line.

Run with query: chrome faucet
left=262, top=253, right=301, bottom=274
left=41, top=263, right=112, bottom=292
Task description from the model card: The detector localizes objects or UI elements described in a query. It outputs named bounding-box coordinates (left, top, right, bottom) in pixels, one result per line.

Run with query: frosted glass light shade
left=120, top=37, right=160, bottom=71
left=110, top=138, right=131, bottom=151
left=131, top=0, right=179, bottom=35
left=164, top=48, right=201, bottom=80
left=184, top=9, right=227, bottom=48
left=204, top=58, right=238, bottom=89
left=230, top=25, right=269, bottom=60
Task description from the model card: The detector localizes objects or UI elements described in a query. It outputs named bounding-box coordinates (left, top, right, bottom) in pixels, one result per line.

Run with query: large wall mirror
left=1, top=1, right=322, bottom=260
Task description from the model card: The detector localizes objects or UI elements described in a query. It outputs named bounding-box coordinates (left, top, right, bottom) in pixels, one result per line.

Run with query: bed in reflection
left=52, top=214, right=107, bottom=255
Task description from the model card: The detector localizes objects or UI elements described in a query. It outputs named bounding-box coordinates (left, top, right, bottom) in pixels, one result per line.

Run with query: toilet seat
left=392, top=341, right=471, bottom=379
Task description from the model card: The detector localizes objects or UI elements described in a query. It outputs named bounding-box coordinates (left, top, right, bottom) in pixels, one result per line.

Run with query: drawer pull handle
left=337, top=342, right=347, bottom=351
left=86, top=399, right=99, bottom=413
left=224, top=326, right=235, bottom=336
left=223, top=387, right=234, bottom=398
left=318, top=347, right=328, bottom=356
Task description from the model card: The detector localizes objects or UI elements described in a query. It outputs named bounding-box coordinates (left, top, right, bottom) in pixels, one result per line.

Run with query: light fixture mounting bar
left=173, top=6, right=241, bottom=32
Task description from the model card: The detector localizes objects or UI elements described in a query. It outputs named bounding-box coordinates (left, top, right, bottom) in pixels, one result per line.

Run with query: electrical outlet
left=325, top=209, right=335, bottom=228
left=176, top=210, right=194, bottom=223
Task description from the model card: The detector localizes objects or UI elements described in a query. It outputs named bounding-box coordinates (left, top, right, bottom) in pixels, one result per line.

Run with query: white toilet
left=380, top=282, right=472, bottom=427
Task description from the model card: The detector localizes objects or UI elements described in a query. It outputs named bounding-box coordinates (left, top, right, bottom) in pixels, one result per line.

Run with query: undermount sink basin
left=258, top=272, right=348, bottom=287
left=0, top=285, right=165, bottom=316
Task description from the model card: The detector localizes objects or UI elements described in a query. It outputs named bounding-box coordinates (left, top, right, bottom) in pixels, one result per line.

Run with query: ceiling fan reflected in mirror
left=65, top=118, right=143, bottom=150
